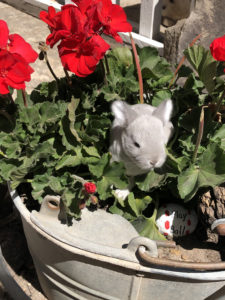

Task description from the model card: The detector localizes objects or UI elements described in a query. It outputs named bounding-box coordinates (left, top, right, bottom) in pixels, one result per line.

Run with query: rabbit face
left=121, top=115, right=167, bottom=173
left=110, top=99, right=173, bottom=176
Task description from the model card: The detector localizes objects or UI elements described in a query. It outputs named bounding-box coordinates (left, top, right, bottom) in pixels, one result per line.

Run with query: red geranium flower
left=40, top=6, right=64, bottom=47
left=40, top=5, right=86, bottom=48
left=71, top=0, right=101, bottom=32
left=40, top=1, right=131, bottom=77
left=210, top=35, right=225, bottom=62
left=0, top=50, right=34, bottom=94
left=0, top=20, right=38, bottom=63
left=72, top=0, right=132, bottom=43
left=58, top=33, right=110, bottom=77
left=0, top=20, right=38, bottom=94
left=96, top=0, right=132, bottom=43
left=84, top=182, right=97, bottom=194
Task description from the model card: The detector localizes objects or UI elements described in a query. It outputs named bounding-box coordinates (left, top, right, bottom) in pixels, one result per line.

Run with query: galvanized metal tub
left=10, top=188, right=225, bottom=300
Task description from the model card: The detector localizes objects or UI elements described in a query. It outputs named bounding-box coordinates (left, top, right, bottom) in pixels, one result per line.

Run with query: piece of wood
left=139, top=0, right=162, bottom=40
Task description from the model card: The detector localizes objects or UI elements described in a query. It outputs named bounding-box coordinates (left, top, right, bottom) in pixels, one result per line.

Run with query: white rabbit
left=109, top=99, right=173, bottom=199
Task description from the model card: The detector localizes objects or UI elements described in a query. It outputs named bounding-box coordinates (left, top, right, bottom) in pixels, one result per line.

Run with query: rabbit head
left=110, top=99, right=173, bottom=176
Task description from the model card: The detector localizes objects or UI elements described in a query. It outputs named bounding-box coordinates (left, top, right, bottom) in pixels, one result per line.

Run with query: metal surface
left=138, top=246, right=225, bottom=271
left=10, top=189, right=225, bottom=300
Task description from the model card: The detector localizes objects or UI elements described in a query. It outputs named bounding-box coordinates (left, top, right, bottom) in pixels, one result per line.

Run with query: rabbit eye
left=134, top=142, right=140, bottom=148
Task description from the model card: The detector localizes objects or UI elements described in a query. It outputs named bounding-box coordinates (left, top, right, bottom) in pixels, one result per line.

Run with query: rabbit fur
left=110, top=99, right=173, bottom=177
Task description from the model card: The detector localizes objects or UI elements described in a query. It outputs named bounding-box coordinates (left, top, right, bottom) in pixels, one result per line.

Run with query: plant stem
left=71, top=174, right=86, bottom=184
left=44, top=52, right=59, bottom=82
left=152, top=197, right=159, bottom=222
left=193, top=106, right=205, bottom=162
left=64, top=68, right=72, bottom=86
left=100, top=59, right=108, bottom=86
left=129, top=32, right=144, bottom=104
left=104, top=55, right=110, bottom=75
left=22, top=89, right=27, bottom=107
left=213, top=87, right=225, bottom=120
left=169, top=34, right=201, bottom=88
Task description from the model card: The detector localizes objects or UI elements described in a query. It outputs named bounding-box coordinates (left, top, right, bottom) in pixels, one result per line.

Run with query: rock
left=198, top=186, right=225, bottom=227
left=162, top=0, right=192, bottom=27
left=156, top=203, right=198, bottom=237
left=163, top=20, right=185, bottom=65
left=163, top=0, right=225, bottom=65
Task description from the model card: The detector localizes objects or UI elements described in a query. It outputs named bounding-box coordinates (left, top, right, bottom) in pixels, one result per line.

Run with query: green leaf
left=136, top=170, right=166, bottom=192
left=211, top=124, right=225, bottom=149
left=138, top=46, right=173, bottom=81
left=96, top=160, right=127, bottom=200
left=88, top=153, right=109, bottom=178
left=110, top=47, right=133, bottom=68
left=62, top=187, right=81, bottom=218
left=178, top=143, right=225, bottom=201
left=8, top=157, right=35, bottom=189
left=184, top=45, right=217, bottom=94
left=0, top=158, right=21, bottom=182
left=31, top=174, right=50, bottom=202
left=127, top=193, right=152, bottom=217
left=179, top=107, right=214, bottom=140
left=132, top=216, right=166, bottom=240
left=19, top=105, right=41, bottom=131
left=15, top=89, right=33, bottom=108
left=109, top=203, right=124, bottom=216
left=38, top=81, right=58, bottom=100
left=177, top=165, right=199, bottom=200
left=152, top=90, right=172, bottom=107
left=67, top=97, right=81, bottom=142
left=59, top=116, right=79, bottom=150
left=33, top=141, right=55, bottom=159
left=56, top=152, right=82, bottom=170
left=39, top=101, right=67, bottom=124
left=0, top=134, right=21, bottom=158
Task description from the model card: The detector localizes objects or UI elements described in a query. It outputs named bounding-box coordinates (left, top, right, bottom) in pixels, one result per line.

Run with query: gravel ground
left=0, top=2, right=65, bottom=94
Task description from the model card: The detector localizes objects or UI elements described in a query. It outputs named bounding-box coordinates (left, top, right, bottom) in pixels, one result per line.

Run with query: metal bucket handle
left=137, top=244, right=225, bottom=271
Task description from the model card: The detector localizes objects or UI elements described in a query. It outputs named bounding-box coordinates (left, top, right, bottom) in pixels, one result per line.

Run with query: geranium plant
left=0, top=0, right=225, bottom=241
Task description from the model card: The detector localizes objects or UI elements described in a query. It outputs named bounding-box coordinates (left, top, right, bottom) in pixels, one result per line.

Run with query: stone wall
left=164, top=0, right=225, bottom=65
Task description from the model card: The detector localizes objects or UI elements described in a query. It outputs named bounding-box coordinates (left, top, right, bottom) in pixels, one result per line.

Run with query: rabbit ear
left=111, top=100, right=137, bottom=127
left=153, top=99, right=173, bottom=124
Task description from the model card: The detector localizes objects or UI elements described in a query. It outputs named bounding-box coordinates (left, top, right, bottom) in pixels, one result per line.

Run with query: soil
left=1, top=185, right=225, bottom=300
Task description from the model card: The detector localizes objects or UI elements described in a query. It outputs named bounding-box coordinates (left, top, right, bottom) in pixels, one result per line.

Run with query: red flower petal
left=47, top=29, right=71, bottom=47
left=0, top=78, right=9, bottom=94
left=84, top=182, right=97, bottom=194
left=59, top=35, right=109, bottom=77
left=110, top=4, right=132, bottom=33
left=7, top=61, right=32, bottom=83
left=72, top=0, right=99, bottom=14
left=61, top=4, right=83, bottom=32
left=210, top=35, right=225, bottom=62
left=9, top=34, right=38, bottom=63
left=0, top=19, right=9, bottom=48
left=40, top=6, right=58, bottom=28
left=96, top=0, right=132, bottom=42
left=0, top=50, right=33, bottom=93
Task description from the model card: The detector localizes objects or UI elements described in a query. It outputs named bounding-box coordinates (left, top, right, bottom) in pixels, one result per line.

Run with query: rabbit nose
left=150, top=160, right=157, bottom=166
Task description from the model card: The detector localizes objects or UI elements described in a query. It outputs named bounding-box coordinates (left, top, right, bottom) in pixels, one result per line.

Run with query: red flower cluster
left=84, top=182, right=97, bottom=194
left=40, top=0, right=132, bottom=77
left=0, top=20, right=38, bottom=94
left=210, top=35, right=225, bottom=62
